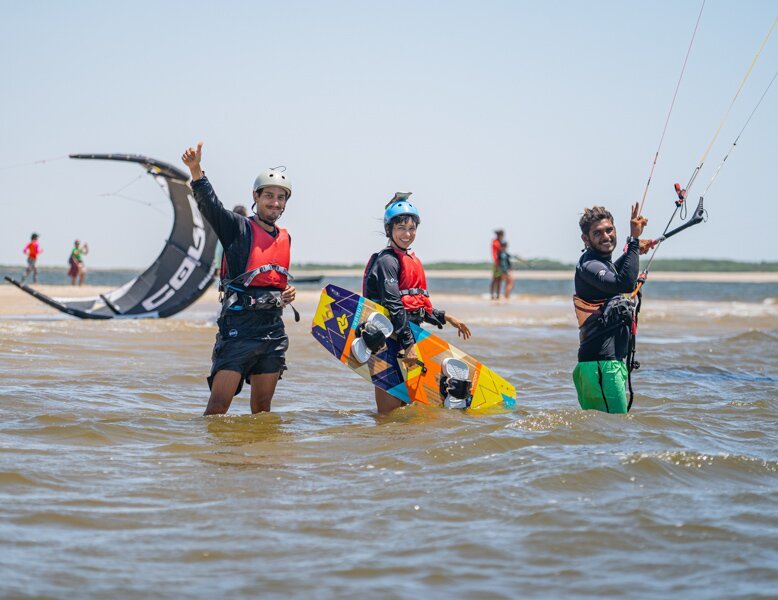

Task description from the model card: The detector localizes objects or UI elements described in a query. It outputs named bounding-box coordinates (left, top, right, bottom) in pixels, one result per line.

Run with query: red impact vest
left=237, top=219, right=291, bottom=289
left=393, top=247, right=433, bottom=312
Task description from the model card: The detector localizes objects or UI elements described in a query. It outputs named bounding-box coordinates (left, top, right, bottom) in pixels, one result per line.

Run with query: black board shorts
left=207, top=312, right=288, bottom=396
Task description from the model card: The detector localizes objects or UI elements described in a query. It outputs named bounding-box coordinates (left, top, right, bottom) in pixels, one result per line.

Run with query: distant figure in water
left=490, top=229, right=505, bottom=300
left=496, top=240, right=514, bottom=299
left=572, top=203, right=653, bottom=414
left=21, top=233, right=42, bottom=284
left=68, top=240, right=89, bottom=286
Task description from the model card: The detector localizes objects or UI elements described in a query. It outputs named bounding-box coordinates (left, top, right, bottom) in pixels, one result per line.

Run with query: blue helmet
left=383, top=192, right=420, bottom=225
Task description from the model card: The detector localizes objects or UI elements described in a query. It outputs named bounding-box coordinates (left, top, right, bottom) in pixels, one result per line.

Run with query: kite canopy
left=5, top=153, right=218, bottom=319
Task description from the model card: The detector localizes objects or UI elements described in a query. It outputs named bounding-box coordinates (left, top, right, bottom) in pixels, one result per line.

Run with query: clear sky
left=1, top=1, right=776, bottom=268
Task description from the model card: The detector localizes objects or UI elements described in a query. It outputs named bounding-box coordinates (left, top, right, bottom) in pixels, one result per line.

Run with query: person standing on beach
left=21, top=233, right=42, bottom=284
left=363, top=192, right=471, bottom=413
left=68, top=240, right=89, bottom=286
left=490, top=229, right=504, bottom=300
left=182, top=142, right=296, bottom=415
left=572, top=203, right=653, bottom=413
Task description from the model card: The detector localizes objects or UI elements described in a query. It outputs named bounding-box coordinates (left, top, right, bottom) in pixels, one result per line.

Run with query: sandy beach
left=3, top=269, right=777, bottom=317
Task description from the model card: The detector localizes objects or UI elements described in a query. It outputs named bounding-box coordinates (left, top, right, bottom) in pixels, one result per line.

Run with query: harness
left=242, top=264, right=292, bottom=286
left=573, top=292, right=641, bottom=411
left=363, top=248, right=440, bottom=327
left=218, top=221, right=298, bottom=321
left=222, top=282, right=284, bottom=312
left=399, top=287, right=429, bottom=298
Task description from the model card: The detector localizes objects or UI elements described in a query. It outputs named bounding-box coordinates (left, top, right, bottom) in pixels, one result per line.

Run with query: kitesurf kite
left=5, top=153, right=218, bottom=319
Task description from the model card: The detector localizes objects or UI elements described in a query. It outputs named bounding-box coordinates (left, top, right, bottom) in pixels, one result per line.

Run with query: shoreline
left=1, top=272, right=776, bottom=318
left=297, top=269, right=778, bottom=283
left=4, top=264, right=778, bottom=284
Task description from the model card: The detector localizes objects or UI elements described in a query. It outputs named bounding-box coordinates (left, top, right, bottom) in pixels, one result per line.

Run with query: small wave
left=467, top=316, right=573, bottom=327
left=657, top=366, right=778, bottom=384
left=623, top=450, right=778, bottom=475
left=722, top=329, right=778, bottom=344
left=507, top=409, right=593, bottom=432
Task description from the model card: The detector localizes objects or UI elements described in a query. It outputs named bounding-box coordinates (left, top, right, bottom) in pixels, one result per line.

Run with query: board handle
left=398, top=352, right=427, bottom=374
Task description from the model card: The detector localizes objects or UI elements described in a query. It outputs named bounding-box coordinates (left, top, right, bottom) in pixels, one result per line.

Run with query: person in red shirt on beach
left=21, top=233, right=42, bottom=284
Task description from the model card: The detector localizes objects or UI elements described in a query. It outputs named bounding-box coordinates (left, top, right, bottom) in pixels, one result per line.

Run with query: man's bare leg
left=249, top=372, right=281, bottom=413
left=205, top=369, right=242, bottom=415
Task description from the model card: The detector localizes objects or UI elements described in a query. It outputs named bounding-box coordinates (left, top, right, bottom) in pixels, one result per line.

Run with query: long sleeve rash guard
left=574, top=239, right=640, bottom=361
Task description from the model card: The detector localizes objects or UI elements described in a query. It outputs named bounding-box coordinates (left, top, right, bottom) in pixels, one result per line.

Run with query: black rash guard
left=363, top=247, right=446, bottom=351
left=574, top=238, right=640, bottom=362
left=191, top=176, right=288, bottom=317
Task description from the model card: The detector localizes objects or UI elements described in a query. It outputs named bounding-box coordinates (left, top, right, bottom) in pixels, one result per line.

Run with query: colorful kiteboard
left=311, top=284, right=516, bottom=410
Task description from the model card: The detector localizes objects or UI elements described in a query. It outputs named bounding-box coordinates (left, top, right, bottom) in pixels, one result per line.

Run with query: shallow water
left=1, top=282, right=776, bottom=598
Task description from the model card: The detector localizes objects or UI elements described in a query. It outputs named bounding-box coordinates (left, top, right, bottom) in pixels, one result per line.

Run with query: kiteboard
left=311, top=284, right=516, bottom=410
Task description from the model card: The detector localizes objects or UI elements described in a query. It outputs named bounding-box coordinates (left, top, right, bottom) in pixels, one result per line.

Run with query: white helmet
left=253, top=167, right=291, bottom=199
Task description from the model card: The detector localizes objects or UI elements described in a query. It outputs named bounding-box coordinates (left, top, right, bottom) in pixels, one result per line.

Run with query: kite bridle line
left=632, top=15, right=778, bottom=298
left=637, top=0, right=706, bottom=217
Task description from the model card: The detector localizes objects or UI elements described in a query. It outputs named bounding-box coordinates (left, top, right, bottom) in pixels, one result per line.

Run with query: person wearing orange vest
left=363, top=193, right=471, bottom=413
left=21, top=233, right=42, bottom=284
left=182, top=142, right=296, bottom=415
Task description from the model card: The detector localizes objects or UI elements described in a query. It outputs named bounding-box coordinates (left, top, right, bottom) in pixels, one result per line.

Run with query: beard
left=253, top=204, right=283, bottom=224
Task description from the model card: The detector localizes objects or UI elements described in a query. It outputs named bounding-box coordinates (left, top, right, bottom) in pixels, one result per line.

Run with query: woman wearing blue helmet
left=363, top=192, right=471, bottom=413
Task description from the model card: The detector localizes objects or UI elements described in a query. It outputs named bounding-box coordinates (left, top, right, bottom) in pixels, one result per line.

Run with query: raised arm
left=182, top=141, right=243, bottom=246
left=182, top=141, right=204, bottom=181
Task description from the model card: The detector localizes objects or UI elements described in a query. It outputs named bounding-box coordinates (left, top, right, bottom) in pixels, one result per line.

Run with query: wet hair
left=579, top=206, right=614, bottom=235
left=385, top=214, right=421, bottom=237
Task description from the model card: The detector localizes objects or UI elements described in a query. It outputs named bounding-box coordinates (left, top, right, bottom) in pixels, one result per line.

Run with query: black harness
left=580, top=292, right=642, bottom=412
left=219, top=267, right=300, bottom=322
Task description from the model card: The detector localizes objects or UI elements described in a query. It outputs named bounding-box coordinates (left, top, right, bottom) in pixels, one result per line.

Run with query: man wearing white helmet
left=363, top=192, right=471, bottom=413
left=182, top=141, right=296, bottom=415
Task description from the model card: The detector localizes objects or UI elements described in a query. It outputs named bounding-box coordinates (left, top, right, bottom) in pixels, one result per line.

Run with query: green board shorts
left=572, top=360, right=628, bottom=414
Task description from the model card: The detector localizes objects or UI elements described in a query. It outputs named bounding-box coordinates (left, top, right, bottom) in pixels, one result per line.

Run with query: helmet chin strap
left=252, top=199, right=283, bottom=228
left=255, top=212, right=278, bottom=227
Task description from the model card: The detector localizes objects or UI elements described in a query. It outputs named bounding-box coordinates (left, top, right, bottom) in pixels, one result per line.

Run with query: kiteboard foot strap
left=440, top=358, right=472, bottom=409
left=351, top=313, right=394, bottom=364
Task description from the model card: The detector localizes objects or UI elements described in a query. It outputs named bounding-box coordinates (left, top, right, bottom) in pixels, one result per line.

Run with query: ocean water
left=0, top=278, right=776, bottom=598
